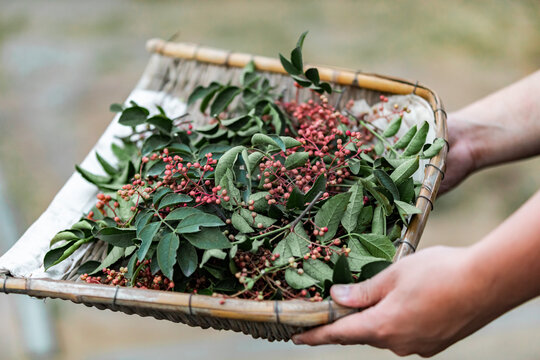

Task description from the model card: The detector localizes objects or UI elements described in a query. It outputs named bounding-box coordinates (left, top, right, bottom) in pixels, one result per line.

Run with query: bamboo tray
left=1, top=38, right=448, bottom=341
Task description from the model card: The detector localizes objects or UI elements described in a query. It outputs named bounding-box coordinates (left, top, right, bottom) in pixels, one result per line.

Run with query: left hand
left=291, top=246, right=494, bottom=357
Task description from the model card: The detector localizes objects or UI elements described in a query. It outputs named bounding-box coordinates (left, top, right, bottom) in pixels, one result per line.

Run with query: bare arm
left=292, top=71, right=540, bottom=356
left=292, top=190, right=540, bottom=356
left=441, top=70, right=540, bottom=193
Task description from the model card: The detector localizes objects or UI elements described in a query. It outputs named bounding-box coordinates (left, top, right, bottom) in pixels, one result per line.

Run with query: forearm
left=453, top=70, right=540, bottom=171
left=466, top=190, right=540, bottom=322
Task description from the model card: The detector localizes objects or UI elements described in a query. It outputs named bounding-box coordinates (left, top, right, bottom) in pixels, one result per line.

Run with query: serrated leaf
left=176, top=213, right=225, bottom=234
left=280, top=136, right=302, bottom=148
left=231, top=212, right=254, bottom=233
left=183, top=227, right=231, bottom=249
left=357, top=233, right=395, bottom=261
left=273, top=238, right=293, bottom=266
left=137, top=221, right=161, bottom=260
left=383, top=116, right=402, bottom=137
left=394, top=200, right=422, bottom=215
left=177, top=241, right=198, bottom=277
left=285, top=268, right=319, bottom=290
left=305, top=174, right=326, bottom=203
left=251, top=133, right=282, bottom=151
left=315, top=192, right=351, bottom=242
left=165, top=207, right=203, bottom=221
left=249, top=191, right=270, bottom=213
left=285, top=223, right=310, bottom=257
left=372, top=205, right=386, bottom=235
left=157, top=232, right=179, bottom=279
left=214, top=145, right=244, bottom=185
left=239, top=208, right=276, bottom=228
left=403, top=121, right=429, bottom=156
left=333, top=255, right=353, bottom=284
left=346, top=237, right=382, bottom=272
left=390, top=157, right=419, bottom=185
left=200, top=249, right=227, bottom=268
left=374, top=169, right=400, bottom=201
left=394, top=125, right=417, bottom=149
left=158, top=193, right=193, bottom=210
left=303, top=259, right=332, bottom=283
left=210, top=86, right=241, bottom=116
left=247, top=152, right=264, bottom=173
left=422, top=138, right=446, bottom=158
left=284, top=151, right=309, bottom=170
left=341, top=182, right=364, bottom=233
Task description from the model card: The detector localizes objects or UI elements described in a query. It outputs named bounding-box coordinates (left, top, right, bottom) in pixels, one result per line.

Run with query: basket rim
left=2, top=39, right=448, bottom=330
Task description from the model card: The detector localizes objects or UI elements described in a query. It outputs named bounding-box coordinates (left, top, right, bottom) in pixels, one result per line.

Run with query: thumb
left=331, top=273, right=392, bottom=308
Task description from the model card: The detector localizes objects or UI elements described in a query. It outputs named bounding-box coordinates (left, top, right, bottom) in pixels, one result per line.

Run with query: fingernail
left=292, top=335, right=303, bottom=345
left=331, top=284, right=351, bottom=300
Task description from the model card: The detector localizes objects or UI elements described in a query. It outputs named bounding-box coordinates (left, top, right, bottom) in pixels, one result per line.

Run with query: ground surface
left=1, top=1, right=540, bottom=359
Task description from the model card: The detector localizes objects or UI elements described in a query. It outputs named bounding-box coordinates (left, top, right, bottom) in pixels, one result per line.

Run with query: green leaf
left=372, top=205, right=386, bottom=235
left=157, top=232, right=179, bottom=279
left=251, top=133, right=283, bottom=151
left=382, top=116, right=402, bottom=137
left=97, top=228, right=136, bottom=248
left=286, top=187, right=305, bottom=210
left=135, top=209, right=154, bottom=235
left=333, top=255, right=353, bottom=284
left=95, top=152, right=117, bottom=176
left=221, top=115, right=251, bottom=131
left=284, top=151, right=309, bottom=170
left=219, top=169, right=241, bottom=210
left=183, top=227, right=231, bottom=249
left=341, top=182, right=364, bottom=233
left=305, top=174, right=326, bottom=203
left=305, top=68, right=320, bottom=84
left=77, top=260, right=100, bottom=275
left=290, top=47, right=303, bottom=72
left=176, top=213, right=225, bottom=234
left=346, top=237, right=383, bottom=272
left=75, top=165, right=111, bottom=186
left=44, top=242, right=75, bottom=270
left=147, top=115, right=173, bottom=134
left=152, top=187, right=172, bottom=206
left=239, top=208, right=276, bottom=228
left=374, top=169, right=400, bottom=201
left=214, top=145, right=245, bottom=185
left=394, top=125, right=417, bottom=149
left=403, top=121, right=429, bottom=156
left=231, top=212, right=254, bottom=233
left=200, top=249, right=227, bottom=268
left=285, top=268, right=319, bottom=289
left=279, top=54, right=302, bottom=75
left=357, top=233, right=396, bottom=261
left=210, top=86, right=241, bottom=116
left=273, top=238, right=293, bottom=266
left=110, top=103, right=123, bottom=113
left=285, top=223, right=310, bottom=257
left=247, top=152, right=264, bottom=173
left=177, top=241, right=198, bottom=277
left=315, top=192, right=351, bottom=242
left=397, top=178, right=415, bottom=204
left=165, top=207, right=204, bottom=221
left=50, top=230, right=82, bottom=246
left=142, top=135, right=171, bottom=156
left=187, top=82, right=221, bottom=107
left=280, top=136, right=302, bottom=149
left=96, top=246, right=125, bottom=274
left=360, top=179, right=393, bottom=215
left=296, top=31, right=308, bottom=49
left=118, top=106, right=149, bottom=127
left=303, top=259, right=332, bottom=283
left=390, top=157, right=419, bottom=185
left=395, top=200, right=422, bottom=215
left=158, top=193, right=193, bottom=210
left=422, top=138, right=446, bottom=158
left=355, top=206, right=374, bottom=233
left=249, top=191, right=270, bottom=213
left=137, top=221, right=161, bottom=261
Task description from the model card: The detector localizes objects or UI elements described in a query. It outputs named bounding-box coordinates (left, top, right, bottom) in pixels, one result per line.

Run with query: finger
left=330, top=270, right=392, bottom=308
left=292, top=308, right=381, bottom=346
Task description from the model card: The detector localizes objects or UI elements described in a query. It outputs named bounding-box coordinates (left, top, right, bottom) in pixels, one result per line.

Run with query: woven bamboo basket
left=1, top=38, right=448, bottom=341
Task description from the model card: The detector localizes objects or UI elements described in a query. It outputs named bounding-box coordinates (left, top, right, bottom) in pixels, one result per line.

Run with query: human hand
left=438, top=114, right=477, bottom=195
left=292, top=246, right=495, bottom=357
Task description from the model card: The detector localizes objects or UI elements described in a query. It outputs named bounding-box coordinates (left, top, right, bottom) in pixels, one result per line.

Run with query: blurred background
left=1, top=1, right=539, bottom=359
